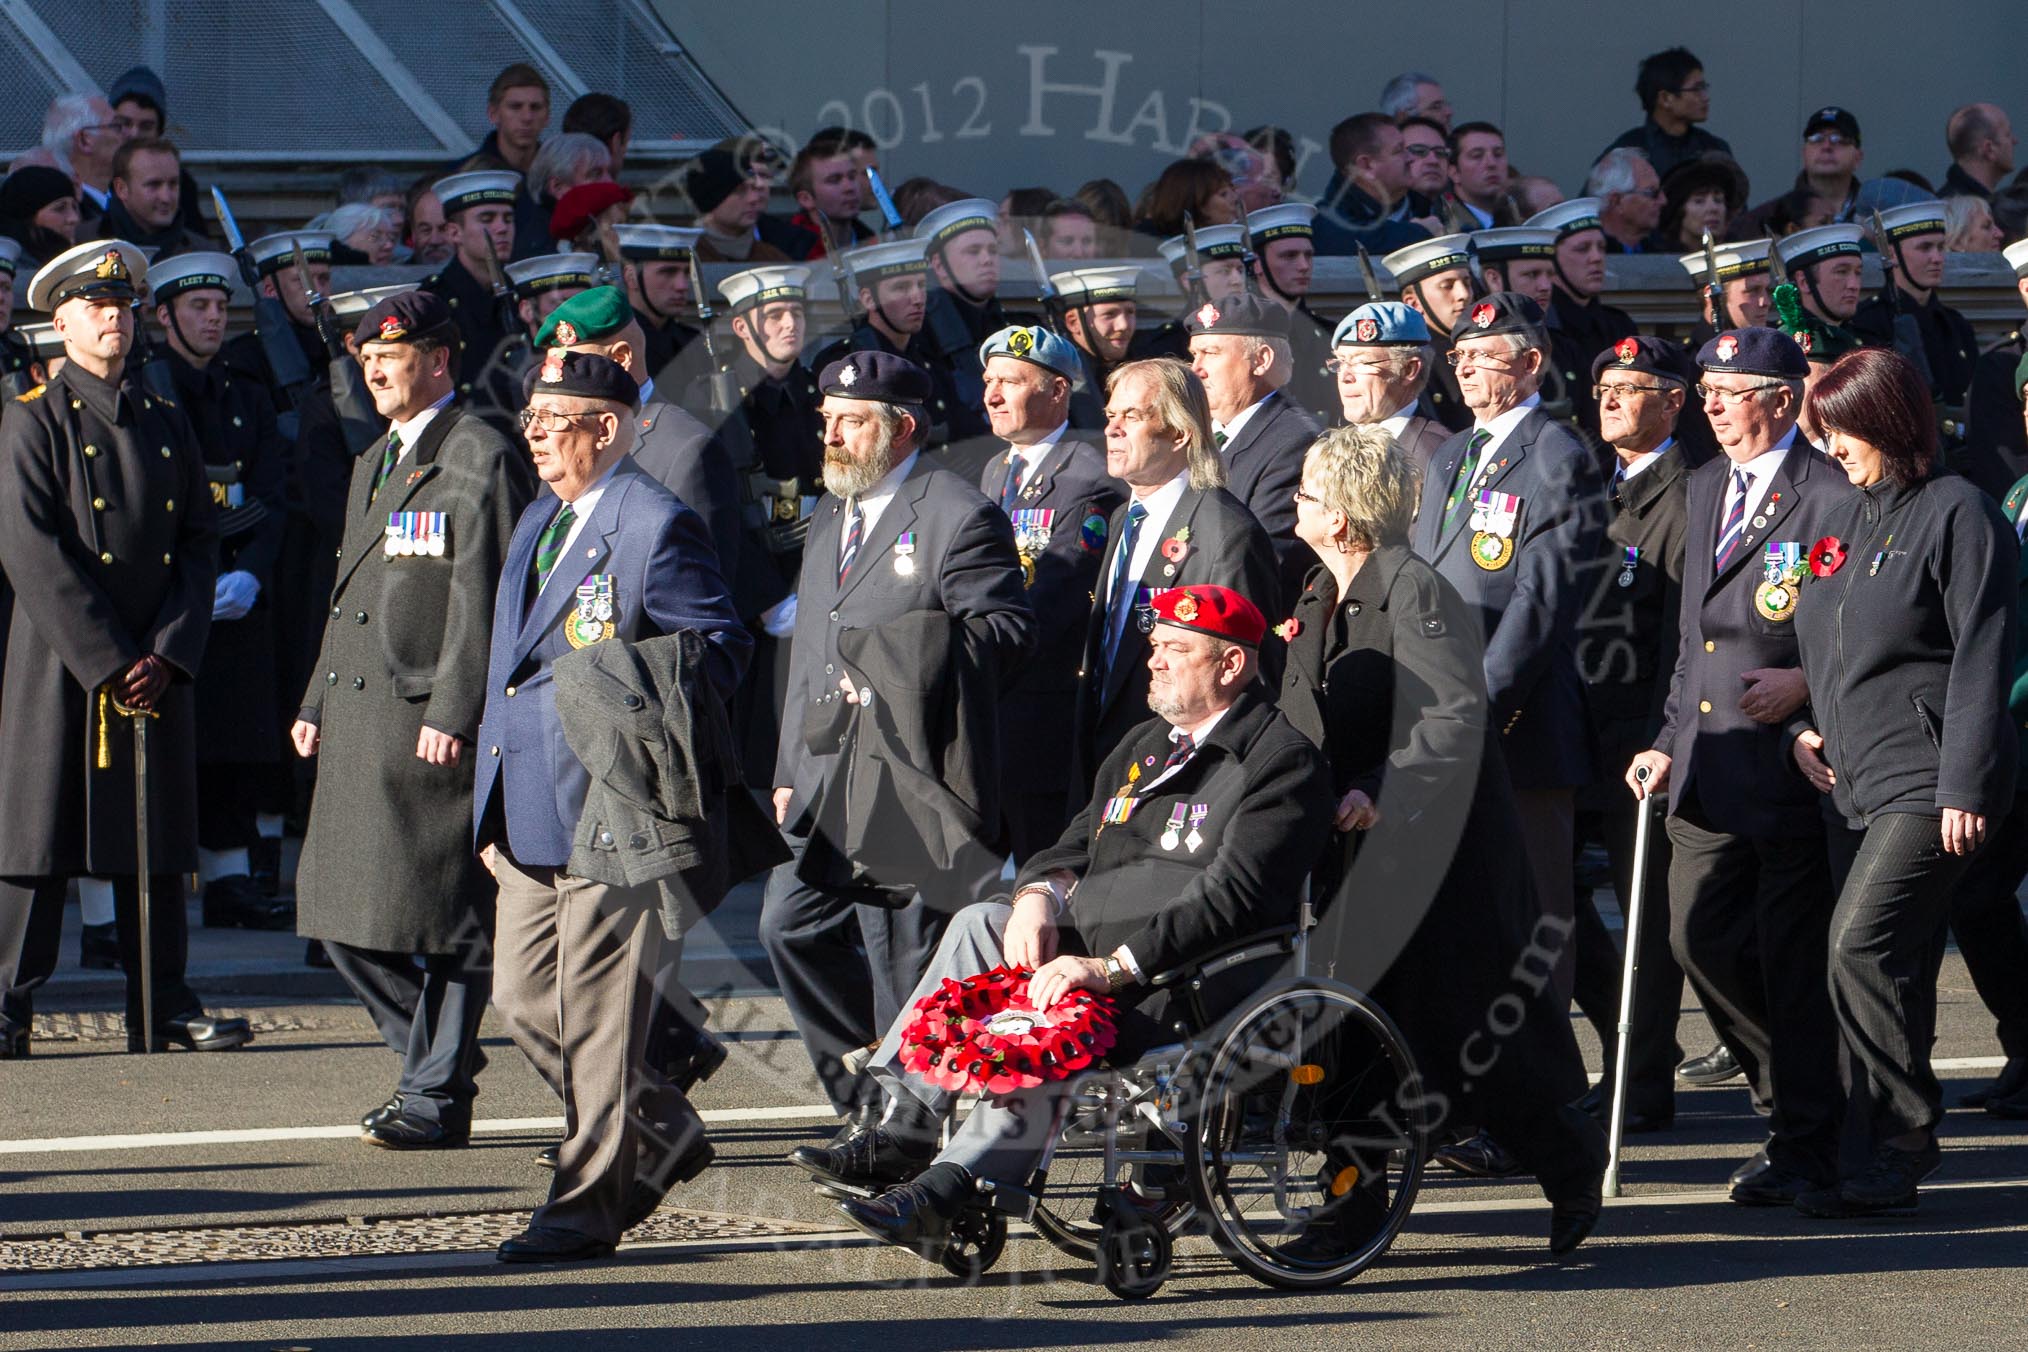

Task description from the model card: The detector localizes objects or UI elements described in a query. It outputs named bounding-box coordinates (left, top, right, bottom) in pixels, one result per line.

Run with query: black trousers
left=1571, top=785, right=1685, bottom=1116
left=325, top=941, right=490, bottom=1123
left=760, top=828, right=952, bottom=1114
left=1825, top=810, right=1973, bottom=1148
left=0, top=875, right=199, bottom=1034
left=1949, top=789, right=2028, bottom=1059
left=1666, top=794, right=1842, bottom=1181
left=196, top=763, right=262, bottom=852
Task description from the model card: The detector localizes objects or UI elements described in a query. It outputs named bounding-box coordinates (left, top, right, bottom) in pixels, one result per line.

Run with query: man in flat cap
left=150, top=252, right=294, bottom=932
left=976, top=324, right=1123, bottom=858
left=1381, top=233, right=1482, bottom=433
left=1330, top=301, right=1449, bottom=473
left=478, top=349, right=752, bottom=1263
left=1626, top=327, right=1854, bottom=1206
left=915, top=199, right=1010, bottom=444
left=1851, top=202, right=1977, bottom=433
left=422, top=171, right=522, bottom=402
left=292, top=291, right=532, bottom=1148
left=1570, top=334, right=1696, bottom=1133
left=1188, top=292, right=1325, bottom=602
left=1527, top=199, right=1639, bottom=439
left=766, top=349, right=1034, bottom=1169
left=0, top=241, right=251, bottom=1056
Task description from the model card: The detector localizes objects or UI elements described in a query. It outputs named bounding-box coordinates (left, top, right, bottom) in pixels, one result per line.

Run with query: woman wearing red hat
left=1278, top=423, right=1607, bottom=1258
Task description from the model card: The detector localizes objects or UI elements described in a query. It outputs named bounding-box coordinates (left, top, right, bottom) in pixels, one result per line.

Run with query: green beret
left=536, top=285, right=635, bottom=349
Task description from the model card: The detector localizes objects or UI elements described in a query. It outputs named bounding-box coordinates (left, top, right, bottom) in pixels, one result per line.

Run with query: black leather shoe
left=79, top=921, right=121, bottom=970
left=248, top=836, right=283, bottom=896
left=496, top=1225, right=615, bottom=1264
left=834, top=1170, right=968, bottom=1261
left=790, top=1125, right=934, bottom=1187
left=1434, top=1131, right=1523, bottom=1178
left=830, top=1103, right=878, bottom=1143
left=1678, top=1044, right=1744, bottom=1086
left=1729, top=1156, right=1819, bottom=1206
left=623, top=1139, right=716, bottom=1229
left=129, top=1011, right=254, bottom=1053
left=0, top=1026, right=26, bottom=1059
left=361, top=1095, right=403, bottom=1131
left=659, top=1025, right=730, bottom=1095
left=304, top=940, right=333, bottom=969
left=201, top=874, right=295, bottom=930
left=1795, top=1140, right=1940, bottom=1218
left=1962, top=1056, right=2028, bottom=1109
left=1549, top=1200, right=1601, bottom=1257
left=362, top=1108, right=470, bottom=1150
left=535, top=1143, right=560, bottom=1169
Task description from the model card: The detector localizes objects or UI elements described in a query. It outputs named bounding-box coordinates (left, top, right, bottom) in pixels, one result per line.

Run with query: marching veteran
left=475, top=349, right=751, bottom=1263
left=821, top=584, right=1334, bottom=1265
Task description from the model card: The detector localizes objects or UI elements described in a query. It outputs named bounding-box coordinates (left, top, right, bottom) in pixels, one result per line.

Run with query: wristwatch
left=1101, top=954, right=1134, bottom=992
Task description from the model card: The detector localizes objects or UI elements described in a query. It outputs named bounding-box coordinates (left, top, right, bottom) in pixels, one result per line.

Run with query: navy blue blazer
left=1411, top=405, right=1607, bottom=791
left=472, top=460, right=751, bottom=867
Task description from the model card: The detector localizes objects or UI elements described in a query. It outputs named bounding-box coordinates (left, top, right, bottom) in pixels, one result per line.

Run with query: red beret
left=549, top=180, right=634, bottom=243
left=1148, top=584, right=1265, bottom=646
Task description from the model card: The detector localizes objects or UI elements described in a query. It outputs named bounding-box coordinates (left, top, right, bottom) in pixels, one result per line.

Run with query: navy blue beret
left=1695, top=327, right=1808, bottom=379
left=354, top=290, right=454, bottom=346
left=1184, top=292, right=1290, bottom=338
left=522, top=348, right=642, bottom=410
left=819, top=349, right=931, bottom=405
left=1591, top=334, right=1695, bottom=386
left=1456, top=291, right=1546, bottom=344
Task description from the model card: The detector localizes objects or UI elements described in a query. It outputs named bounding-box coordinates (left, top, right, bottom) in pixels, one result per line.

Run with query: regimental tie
left=998, top=452, right=1025, bottom=511
left=1213, top=427, right=1229, bottom=450
left=368, top=429, right=402, bottom=503
left=1163, top=731, right=1196, bottom=774
left=838, top=498, right=864, bottom=586
left=1102, top=501, right=1148, bottom=670
left=1714, top=467, right=1751, bottom=570
left=532, top=502, right=575, bottom=592
left=1444, top=429, right=1492, bottom=529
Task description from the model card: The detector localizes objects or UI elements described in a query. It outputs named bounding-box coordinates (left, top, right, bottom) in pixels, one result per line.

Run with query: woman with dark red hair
left=1787, top=347, right=2018, bottom=1217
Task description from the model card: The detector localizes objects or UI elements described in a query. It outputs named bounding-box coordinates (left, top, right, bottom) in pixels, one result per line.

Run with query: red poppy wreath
left=897, top=965, right=1117, bottom=1095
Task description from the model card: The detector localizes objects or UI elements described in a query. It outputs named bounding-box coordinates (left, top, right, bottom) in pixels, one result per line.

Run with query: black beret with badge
left=1695, top=327, right=1809, bottom=378
left=819, top=349, right=931, bottom=405
left=353, top=289, right=456, bottom=347
left=1591, top=334, right=1695, bottom=387
left=522, top=348, right=642, bottom=410
left=1183, top=291, right=1290, bottom=338
left=1457, top=290, right=1547, bottom=344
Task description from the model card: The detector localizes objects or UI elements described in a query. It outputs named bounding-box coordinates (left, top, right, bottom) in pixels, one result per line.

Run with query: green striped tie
left=533, top=502, right=576, bottom=592
left=369, top=430, right=401, bottom=503
left=1444, top=429, right=1492, bottom=530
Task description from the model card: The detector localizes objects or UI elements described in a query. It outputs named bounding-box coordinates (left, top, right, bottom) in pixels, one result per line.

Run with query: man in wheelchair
left=791, top=585, right=1337, bottom=1264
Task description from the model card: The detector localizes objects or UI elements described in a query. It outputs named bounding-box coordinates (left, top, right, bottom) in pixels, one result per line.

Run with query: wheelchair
left=895, top=903, right=1431, bottom=1299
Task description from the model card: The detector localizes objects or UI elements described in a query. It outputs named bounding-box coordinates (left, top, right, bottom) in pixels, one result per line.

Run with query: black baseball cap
left=1804, top=106, right=1861, bottom=146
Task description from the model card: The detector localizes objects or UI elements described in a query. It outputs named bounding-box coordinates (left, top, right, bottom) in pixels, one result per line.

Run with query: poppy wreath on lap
left=898, top=966, right=1117, bottom=1096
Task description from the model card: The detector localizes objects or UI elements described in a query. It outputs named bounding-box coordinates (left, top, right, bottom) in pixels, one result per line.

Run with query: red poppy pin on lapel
left=1809, top=536, right=1847, bottom=577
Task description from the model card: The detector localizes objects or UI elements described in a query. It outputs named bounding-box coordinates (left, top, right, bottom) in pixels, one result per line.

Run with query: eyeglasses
left=1593, top=382, right=1672, bottom=400
left=1325, top=355, right=1396, bottom=375
left=1446, top=349, right=1522, bottom=370
left=1805, top=131, right=1855, bottom=147
left=517, top=407, right=605, bottom=433
left=1672, top=80, right=1711, bottom=96
left=1403, top=144, right=1451, bottom=161
left=1695, top=381, right=1782, bottom=405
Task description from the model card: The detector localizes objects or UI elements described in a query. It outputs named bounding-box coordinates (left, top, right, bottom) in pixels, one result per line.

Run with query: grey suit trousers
left=492, top=852, right=704, bottom=1244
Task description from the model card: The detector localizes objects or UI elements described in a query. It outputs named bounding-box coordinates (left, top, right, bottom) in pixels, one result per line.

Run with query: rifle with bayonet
left=1180, top=211, right=1208, bottom=308
left=289, top=237, right=380, bottom=454
left=687, top=252, right=741, bottom=421
left=1701, top=229, right=1732, bottom=331
left=815, top=207, right=861, bottom=326
left=479, top=242, right=520, bottom=345
left=1022, top=228, right=1066, bottom=336
left=1236, top=211, right=1263, bottom=298
left=1355, top=243, right=1385, bottom=304
left=864, top=166, right=904, bottom=239
left=211, top=186, right=314, bottom=402
left=592, top=219, right=626, bottom=291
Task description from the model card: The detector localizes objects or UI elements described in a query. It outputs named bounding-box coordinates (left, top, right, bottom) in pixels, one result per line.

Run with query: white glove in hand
left=212, top=570, right=260, bottom=621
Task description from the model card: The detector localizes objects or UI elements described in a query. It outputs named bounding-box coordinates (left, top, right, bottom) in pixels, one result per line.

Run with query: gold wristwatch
left=1101, top=954, right=1134, bottom=991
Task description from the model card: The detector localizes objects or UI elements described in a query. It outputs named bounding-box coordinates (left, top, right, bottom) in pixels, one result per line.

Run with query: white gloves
left=213, top=570, right=260, bottom=621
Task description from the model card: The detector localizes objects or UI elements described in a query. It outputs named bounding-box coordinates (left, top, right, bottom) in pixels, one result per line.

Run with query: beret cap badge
left=1715, top=334, right=1739, bottom=362
left=838, top=363, right=858, bottom=387
left=539, top=350, right=566, bottom=383
left=1615, top=336, right=1639, bottom=365
left=555, top=320, right=578, bottom=347
left=1470, top=302, right=1496, bottom=329
left=1007, top=327, right=1035, bottom=356
left=95, top=250, right=127, bottom=281
left=1354, top=317, right=1379, bottom=342
left=1195, top=303, right=1221, bottom=328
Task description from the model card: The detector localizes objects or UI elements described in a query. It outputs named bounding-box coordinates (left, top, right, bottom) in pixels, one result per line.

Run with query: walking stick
left=1603, top=765, right=1661, bottom=1197
left=105, top=694, right=159, bottom=1052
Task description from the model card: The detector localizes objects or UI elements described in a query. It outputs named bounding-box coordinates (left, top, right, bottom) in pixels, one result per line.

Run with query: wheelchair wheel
left=1095, top=1215, right=1171, bottom=1300
left=939, top=1207, right=1006, bottom=1282
left=1183, top=979, right=1427, bottom=1291
left=1031, top=1078, right=1195, bottom=1261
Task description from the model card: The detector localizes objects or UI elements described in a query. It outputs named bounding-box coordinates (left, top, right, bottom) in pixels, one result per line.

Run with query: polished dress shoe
left=201, top=874, right=295, bottom=930
left=1433, top=1130, right=1523, bottom=1178
left=830, top=1103, right=878, bottom=1143
left=497, top=1225, right=615, bottom=1264
left=0, top=1026, right=26, bottom=1059
left=1677, top=1044, right=1744, bottom=1086
left=659, top=1026, right=730, bottom=1095
left=535, top=1143, right=560, bottom=1169
left=834, top=1164, right=971, bottom=1261
left=1728, top=1155, right=1820, bottom=1206
left=790, top=1125, right=934, bottom=1187
left=361, top=1095, right=403, bottom=1132
left=362, top=1107, right=470, bottom=1150
left=1795, top=1140, right=1940, bottom=1218
left=1549, top=1200, right=1601, bottom=1257
left=79, top=921, right=121, bottom=970
left=1961, top=1057, right=2028, bottom=1110
left=623, top=1139, right=716, bottom=1229
left=128, top=1011, right=254, bottom=1053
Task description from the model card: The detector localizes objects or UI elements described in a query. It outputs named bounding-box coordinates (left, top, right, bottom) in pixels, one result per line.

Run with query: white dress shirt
left=387, top=391, right=454, bottom=463
left=842, top=450, right=921, bottom=569
left=1000, top=421, right=1070, bottom=498
left=1724, top=426, right=1798, bottom=529
left=1106, top=468, right=1190, bottom=607
left=537, top=462, right=621, bottom=595
left=1214, top=393, right=1274, bottom=447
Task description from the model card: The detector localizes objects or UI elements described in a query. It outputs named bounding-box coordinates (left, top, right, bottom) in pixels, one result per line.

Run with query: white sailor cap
left=246, top=231, right=336, bottom=277
left=719, top=264, right=811, bottom=312
left=147, top=251, right=238, bottom=303
left=1246, top=202, right=1316, bottom=242
left=504, top=252, right=599, bottom=296
left=13, top=321, right=62, bottom=359
left=1874, top=201, right=1947, bottom=240
left=914, top=198, right=999, bottom=250
left=1158, top=224, right=1246, bottom=271
left=25, top=239, right=148, bottom=312
left=1052, top=265, right=1142, bottom=304
left=0, top=235, right=20, bottom=277
left=2004, top=238, right=2028, bottom=279
left=841, top=237, right=930, bottom=284
left=1776, top=223, right=1866, bottom=273
left=611, top=223, right=703, bottom=261
left=330, top=283, right=421, bottom=319
left=432, top=170, right=520, bottom=216
left=1472, top=227, right=1558, bottom=263
left=1380, top=233, right=1476, bottom=286
left=1678, top=238, right=1772, bottom=285
left=1525, top=197, right=1605, bottom=240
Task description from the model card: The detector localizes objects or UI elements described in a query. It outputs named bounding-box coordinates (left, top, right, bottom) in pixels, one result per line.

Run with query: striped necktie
left=1163, top=731, right=1196, bottom=773
left=369, top=429, right=402, bottom=503
left=1213, top=427, right=1229, bottom=450
left=998, top=452, right=1024, bottom=511
left=532, top=502, right=575, bottom=592
left=1444, top=428, right=1492, bottom=529
left=1714, top=468, right=1751, bottom=570
left=1102, top=501, right=1149, bottom=671
left=838, top=498, right=864, bottom=585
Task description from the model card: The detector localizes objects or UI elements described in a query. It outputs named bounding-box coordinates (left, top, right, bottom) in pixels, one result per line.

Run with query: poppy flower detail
left=1809, top=536, right=1848, bottom=577
left=896, top=965, right=1116, bottom=1096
